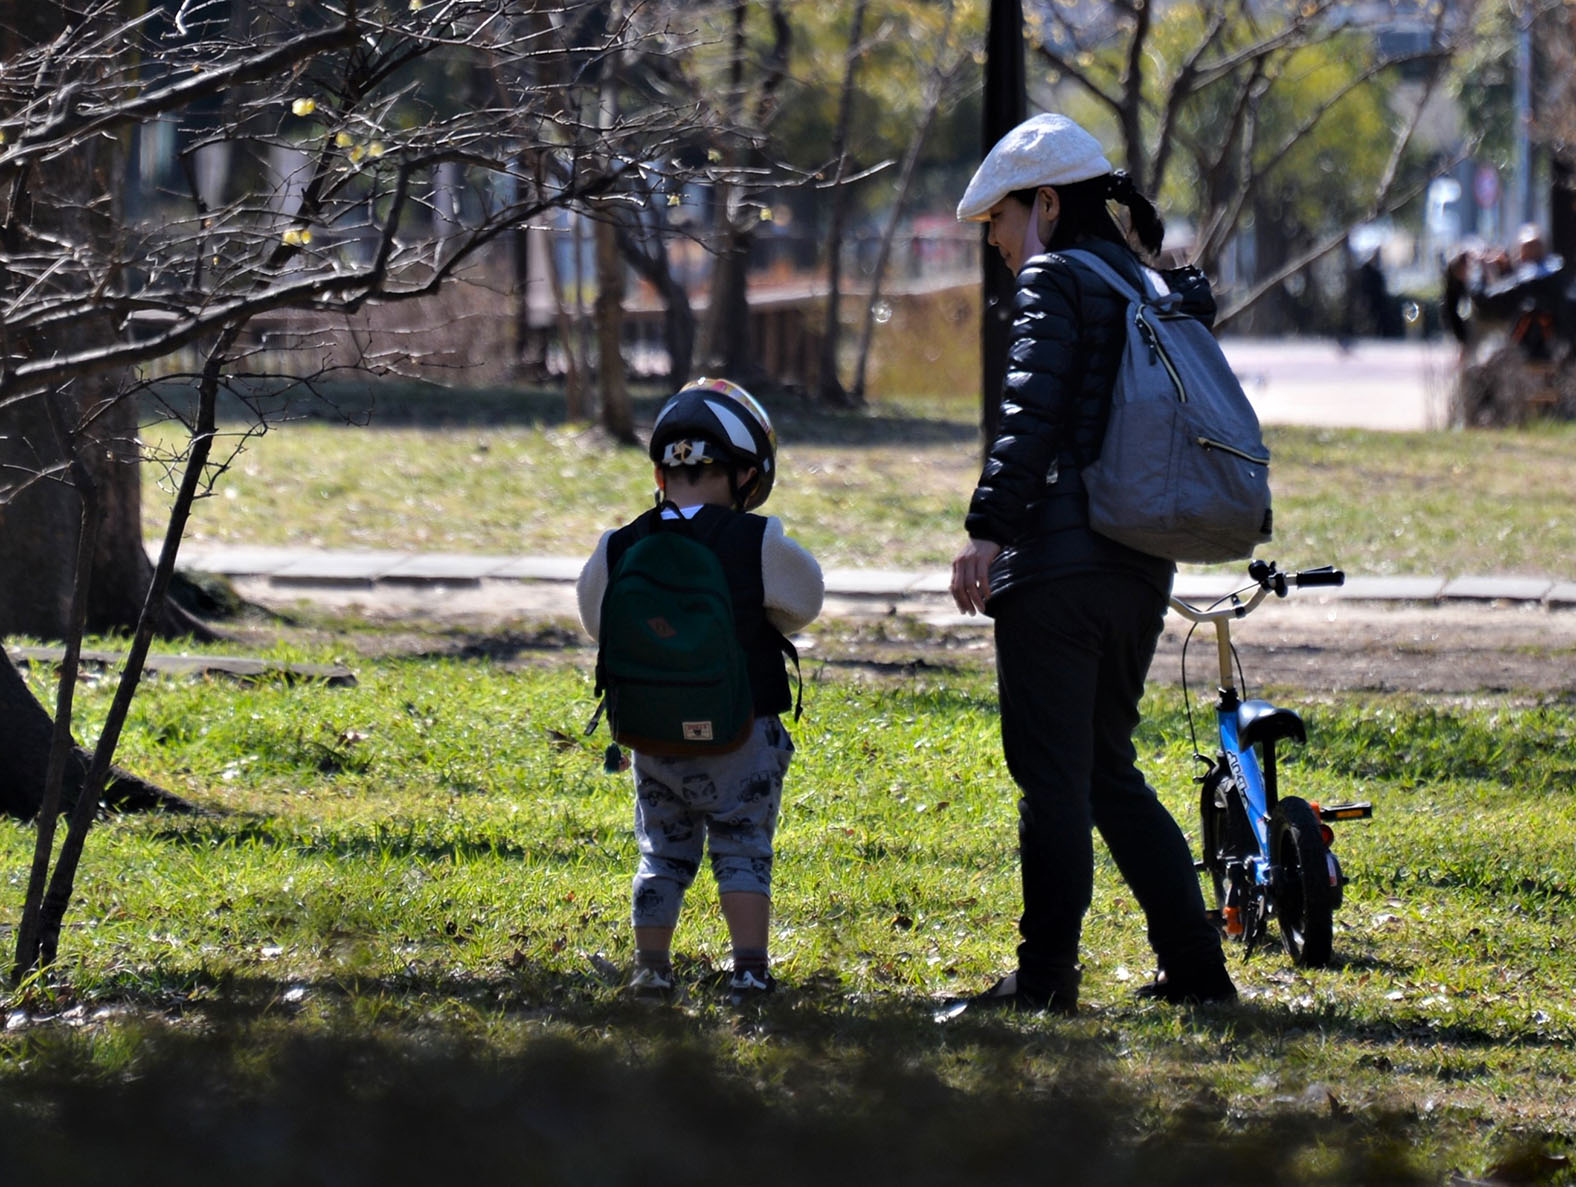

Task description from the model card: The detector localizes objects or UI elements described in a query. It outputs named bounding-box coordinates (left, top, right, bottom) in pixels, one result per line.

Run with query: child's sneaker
left=727, top=968, right=776, bottom=1004
left=628, top=965, right=675, bottom=1001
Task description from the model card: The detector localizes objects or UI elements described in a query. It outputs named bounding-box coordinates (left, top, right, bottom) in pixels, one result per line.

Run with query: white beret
left=956, top=113, right=1113, bottom=222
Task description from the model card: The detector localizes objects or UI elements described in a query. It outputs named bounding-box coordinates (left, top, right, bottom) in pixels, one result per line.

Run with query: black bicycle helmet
left=648, top=377, right=777, bottom=511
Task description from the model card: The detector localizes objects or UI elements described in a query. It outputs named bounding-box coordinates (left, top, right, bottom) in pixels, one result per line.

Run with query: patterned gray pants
left=629, top=716, right=794, bottom=929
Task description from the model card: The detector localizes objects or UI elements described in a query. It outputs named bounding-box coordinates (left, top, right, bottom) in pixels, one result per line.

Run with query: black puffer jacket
left=965, top=236, right=1218, bottom=611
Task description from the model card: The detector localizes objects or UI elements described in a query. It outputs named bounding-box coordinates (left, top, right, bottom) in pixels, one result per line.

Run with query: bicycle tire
left=1270, top=795, right=1334, bottom=967
left=1197, top=766, right=1231, bottom=907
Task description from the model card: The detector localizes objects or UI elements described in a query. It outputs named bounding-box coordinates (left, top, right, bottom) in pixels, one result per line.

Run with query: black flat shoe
left=1133, top=966, right=1237, bottom=1005
left=935, top=971, right=1078, bottom=1020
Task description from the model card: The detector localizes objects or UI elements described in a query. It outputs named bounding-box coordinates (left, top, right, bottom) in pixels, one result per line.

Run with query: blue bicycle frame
left=1170, top=561, right=1371, bottom=967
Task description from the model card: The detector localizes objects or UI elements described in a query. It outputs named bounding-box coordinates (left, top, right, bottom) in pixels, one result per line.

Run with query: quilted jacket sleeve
left=964, top=256, right=1093, bottom=546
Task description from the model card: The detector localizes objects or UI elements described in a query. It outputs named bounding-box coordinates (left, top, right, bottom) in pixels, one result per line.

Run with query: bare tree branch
left=0, top=0, right=781, bottom=978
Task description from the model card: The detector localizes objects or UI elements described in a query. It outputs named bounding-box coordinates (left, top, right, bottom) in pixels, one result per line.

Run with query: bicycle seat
left=1236, top=699, right=1306, bottom=747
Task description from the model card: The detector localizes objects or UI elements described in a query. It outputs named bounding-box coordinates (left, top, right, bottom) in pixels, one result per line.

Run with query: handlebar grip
left=1294, top=566, right=1345, bottom=587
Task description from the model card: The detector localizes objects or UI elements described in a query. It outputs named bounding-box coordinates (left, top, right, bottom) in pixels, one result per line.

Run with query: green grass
left=5, top=382, right=1573, bottom=1182
left=4, top=640, right=1576, bottom=1182
left=141, top=381, right=1576, bottom=575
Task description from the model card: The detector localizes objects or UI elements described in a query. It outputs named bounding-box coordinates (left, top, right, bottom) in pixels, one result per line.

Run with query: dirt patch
left=1152, top=598, right=1576, bottom=699
left=224, top=577, right=1576, bottom=699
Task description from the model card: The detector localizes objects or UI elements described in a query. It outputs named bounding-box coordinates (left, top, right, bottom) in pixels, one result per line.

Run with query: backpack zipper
left=1136, top=309, right=1187, bottom=402
left=1196, top=435, right=1270, bottom=466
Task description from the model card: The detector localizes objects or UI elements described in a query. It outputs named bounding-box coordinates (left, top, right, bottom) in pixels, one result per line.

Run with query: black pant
left=993, top=572, right=1222, bottom=991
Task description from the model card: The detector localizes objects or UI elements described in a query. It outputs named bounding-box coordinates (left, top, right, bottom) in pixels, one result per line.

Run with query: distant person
left=1455, top=225, right=1571, bottom=363
left=1442, top=246, right=1476, bottom=355
left=1486, top=224, right=1569, bottom=361
left=1350, top=249, right=1402, bottom=340
left=945, top=112, right=1236, bottom=1015
left=576, top=379, right=823, bottom=1004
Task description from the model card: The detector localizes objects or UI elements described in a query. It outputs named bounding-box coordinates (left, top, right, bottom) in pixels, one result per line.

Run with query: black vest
left=606, top=505, right=792, bottom=717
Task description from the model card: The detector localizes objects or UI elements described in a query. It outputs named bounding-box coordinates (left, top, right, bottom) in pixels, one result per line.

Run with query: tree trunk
left=595, top=217, right=633, bottom=442
left=816, top=0, right=869, bottom=406
left=980, top=0, right=1027, bottom=452
left=0, top=646, right=188, bottom=820
left=616, top=221, right=694, bottom=391
left=0, top=7, right=204, bottom=643
left=852, top=0, right=956, bottom=403
left=653, top=265, right=695, bottom=392
left=593, top=17, right=633, bottom=442
left=544, top=215, right=589, bottom=419
left=0, top=6, right=194, bottom=833
left=703, top=219, right=763, bottom=384
left=0, top=377, right=187, bottom=638
left=695, top=0, right=788, bottom=393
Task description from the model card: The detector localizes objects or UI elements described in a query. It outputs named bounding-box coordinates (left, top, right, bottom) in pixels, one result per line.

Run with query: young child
left=576, top=378, right=823, bottom=1001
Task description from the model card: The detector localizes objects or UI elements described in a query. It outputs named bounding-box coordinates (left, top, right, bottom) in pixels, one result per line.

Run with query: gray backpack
left=1064, top=249, right=1273, bottom=564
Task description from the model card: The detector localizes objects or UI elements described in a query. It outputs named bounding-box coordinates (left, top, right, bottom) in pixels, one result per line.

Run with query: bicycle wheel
left=1270, top=796, right=1334, bottom=967
left=1197, top=766, right=1231, bottom=907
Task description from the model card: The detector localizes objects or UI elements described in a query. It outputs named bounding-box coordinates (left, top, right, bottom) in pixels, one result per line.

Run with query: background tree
left=850, top=0, right=971, bottom=404
left=0, top=0, right=758, bottom=979
left=980, top=0, right=1027, bottom=447
left=757, top=1, right=985, bottom=404
left=0, top=5, right=199, bottom=642
left=693, top=0, right=792, bottom=386
left=1027, top=0, right=1474, bottom=327
left=1504, top=0, right=1576, bottom=260
left=815, top=0, right=871, bottom=406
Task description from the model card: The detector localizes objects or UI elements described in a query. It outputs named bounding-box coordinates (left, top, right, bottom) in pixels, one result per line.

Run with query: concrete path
left=172, top=544, right=1576, bottom=626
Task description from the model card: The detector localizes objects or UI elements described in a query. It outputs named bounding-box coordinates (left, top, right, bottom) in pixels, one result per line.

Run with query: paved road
left=1221, top=337, right=1458, bottom=431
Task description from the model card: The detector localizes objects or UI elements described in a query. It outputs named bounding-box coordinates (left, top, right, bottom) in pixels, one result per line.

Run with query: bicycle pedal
left=1318, top=801, right=1373, bottom=821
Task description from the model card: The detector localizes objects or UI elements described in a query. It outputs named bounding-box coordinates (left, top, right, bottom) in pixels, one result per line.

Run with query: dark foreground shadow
left=1, top=957, right=1501, bottom=1187
left=0, top=1010, right=1436, bottom=1187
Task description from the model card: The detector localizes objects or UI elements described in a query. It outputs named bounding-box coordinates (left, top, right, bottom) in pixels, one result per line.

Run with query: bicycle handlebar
left=1170, top=560, right=1344, bottom=624
left=1247, top=559, right=1345, bottom=597
left=1291, top=565, right=1345, bottom=588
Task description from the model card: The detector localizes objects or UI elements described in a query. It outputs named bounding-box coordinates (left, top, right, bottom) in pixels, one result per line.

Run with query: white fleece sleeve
left=576, top=530, right=614, bottom=640
left=760, top=516, right=824, bottom=635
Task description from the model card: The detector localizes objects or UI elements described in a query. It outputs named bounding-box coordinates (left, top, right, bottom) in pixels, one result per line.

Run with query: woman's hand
left=950, top=537, right=1002, bottom=616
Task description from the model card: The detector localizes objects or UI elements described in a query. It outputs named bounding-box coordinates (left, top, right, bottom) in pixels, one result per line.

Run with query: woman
left=948, top=113, right=1236, bottom=1014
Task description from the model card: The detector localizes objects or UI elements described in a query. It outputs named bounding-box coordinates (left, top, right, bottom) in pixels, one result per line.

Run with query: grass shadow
left=148, top=815, right=594, bottom=865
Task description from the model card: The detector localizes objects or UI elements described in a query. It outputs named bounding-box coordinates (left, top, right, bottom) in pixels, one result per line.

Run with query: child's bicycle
left=1169, top=560, right=1373, bottom=968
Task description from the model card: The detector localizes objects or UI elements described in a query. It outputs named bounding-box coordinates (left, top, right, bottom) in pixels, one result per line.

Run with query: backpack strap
left=779, top=631, right=803, bottom=723
left=586, top=502, right=680, bottom=738
left=1061, top=247, right=1175, bottom=308
left=679, top=504, right=804, bottom=723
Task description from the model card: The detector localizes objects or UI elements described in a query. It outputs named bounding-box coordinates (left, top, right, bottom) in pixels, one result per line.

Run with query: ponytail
left=1044, top=170, right=1166, bottom=260
left=1105, top=170, right=1165, bottom=257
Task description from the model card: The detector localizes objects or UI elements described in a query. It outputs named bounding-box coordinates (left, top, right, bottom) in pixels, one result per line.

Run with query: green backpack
left=589, top=506, right=755, bottom=758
